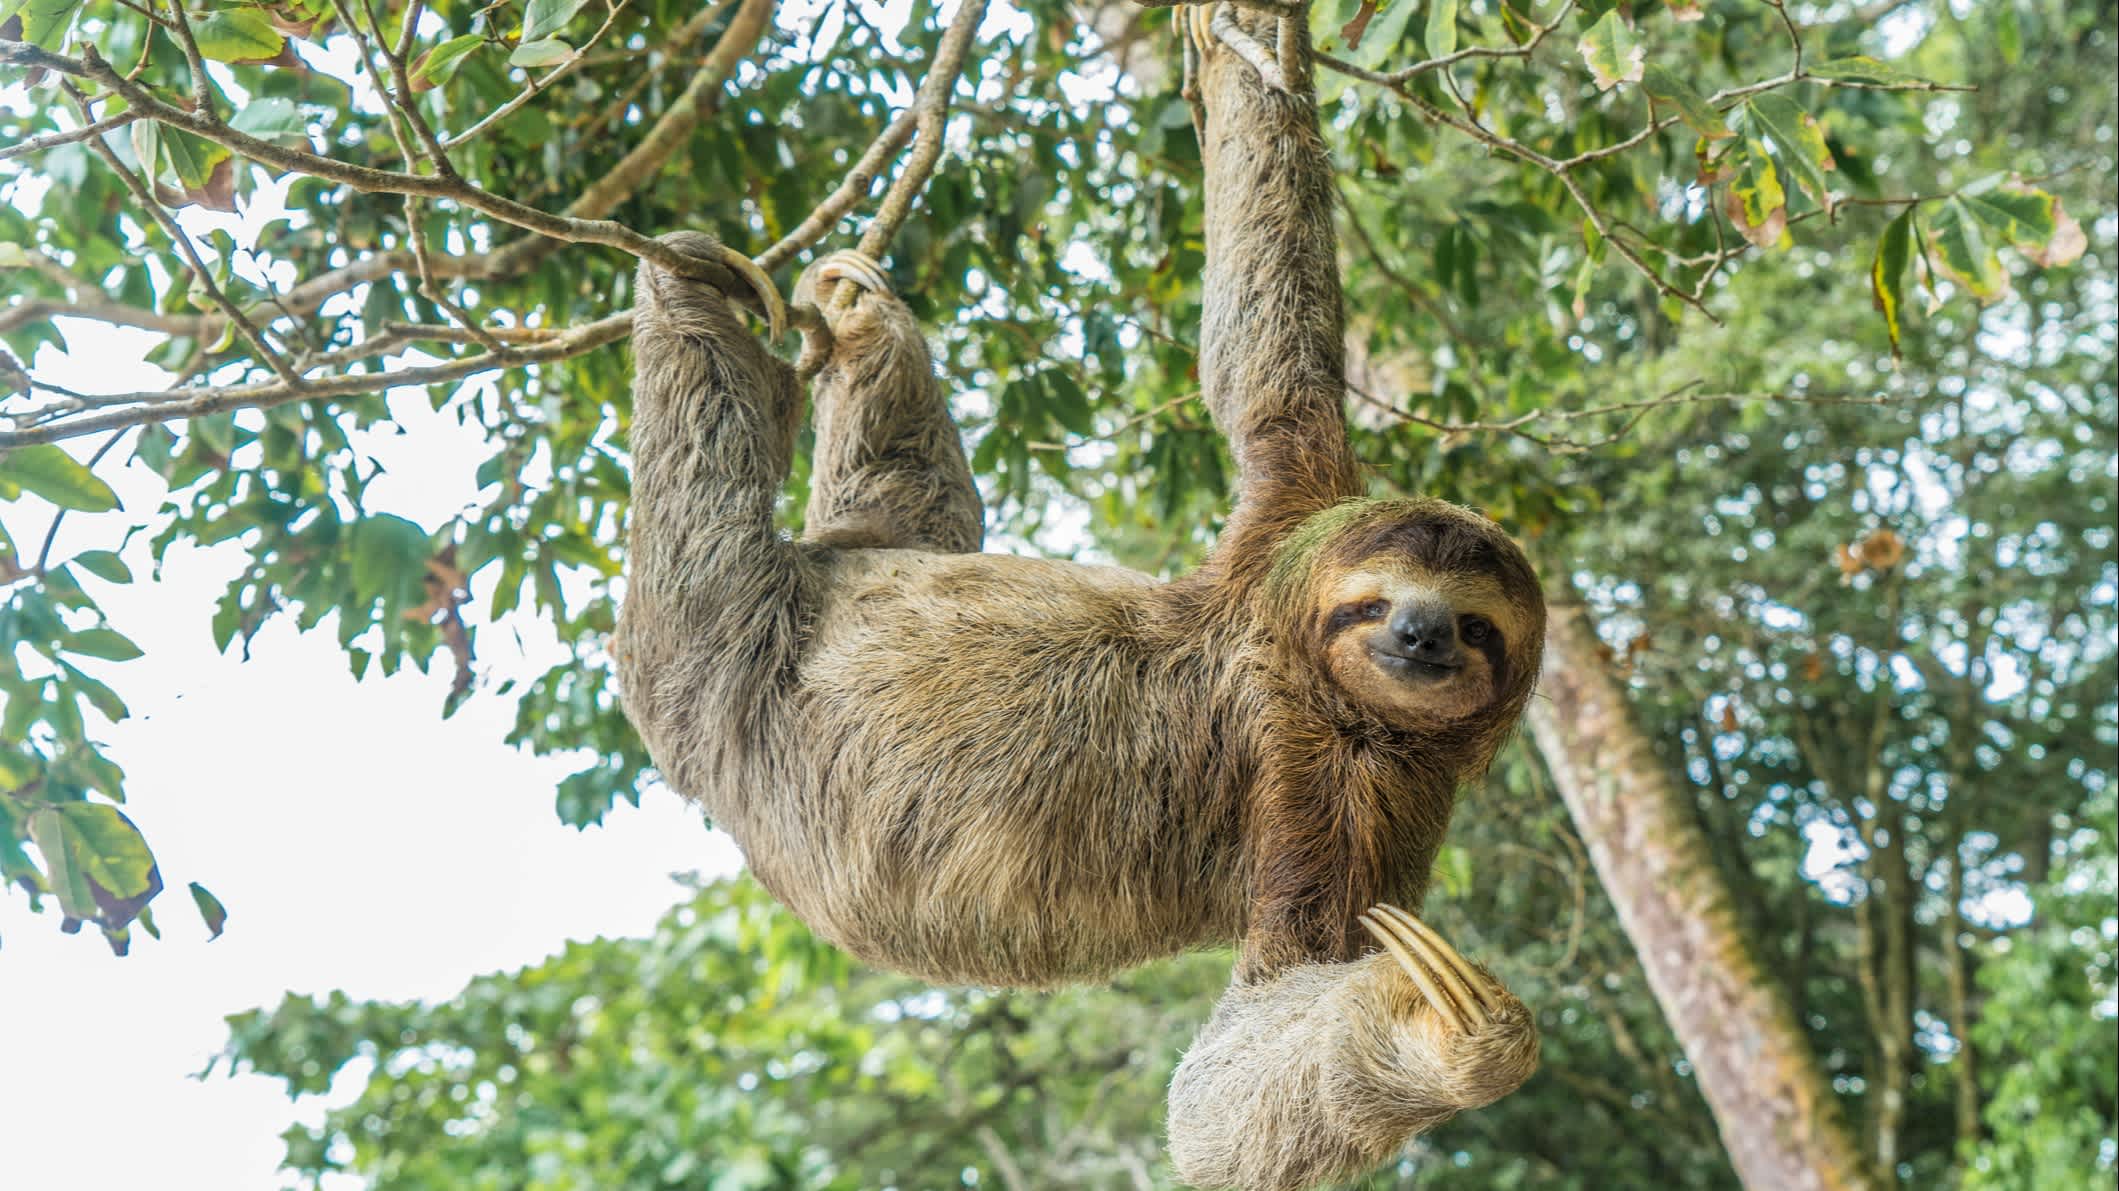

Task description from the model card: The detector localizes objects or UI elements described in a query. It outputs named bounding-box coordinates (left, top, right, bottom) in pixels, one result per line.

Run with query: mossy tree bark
left=1527, top=602, right=1884, bottom=1191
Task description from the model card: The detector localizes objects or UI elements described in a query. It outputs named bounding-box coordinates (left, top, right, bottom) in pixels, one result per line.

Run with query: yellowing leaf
left=1871, top=209, right=1913, bottom=361
left=1578, top=11, right=1645, bottom=92
left=1741, top=94, right=1836, bottom=214
left=192, top=8, right=286, bottom=65
left=1723, top=144, right=1790, bottom=250
left=0, top=443, right=120, bottom=510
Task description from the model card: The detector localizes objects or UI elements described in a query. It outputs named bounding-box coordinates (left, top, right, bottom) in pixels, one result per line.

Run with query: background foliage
left=3, top=0, right=2113, bottom=1185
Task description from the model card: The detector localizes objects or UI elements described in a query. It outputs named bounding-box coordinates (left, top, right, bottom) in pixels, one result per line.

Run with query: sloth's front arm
left=1169, top=908, right=1538, bottom=1191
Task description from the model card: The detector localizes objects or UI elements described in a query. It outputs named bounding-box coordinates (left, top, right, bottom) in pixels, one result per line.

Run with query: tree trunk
left=1527, top=603, right=1882, bottom=1191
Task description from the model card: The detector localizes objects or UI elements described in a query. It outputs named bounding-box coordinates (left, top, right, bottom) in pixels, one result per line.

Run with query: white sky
left=0, top=321, right=743, bottom=1189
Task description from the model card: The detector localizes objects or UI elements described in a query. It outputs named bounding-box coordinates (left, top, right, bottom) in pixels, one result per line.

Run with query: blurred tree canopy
left=2, top=0, right=2112, bottom=1185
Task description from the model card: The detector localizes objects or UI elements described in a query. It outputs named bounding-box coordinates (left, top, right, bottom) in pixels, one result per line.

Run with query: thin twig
left=758, top=107, right=917, bottom=271
left=58, top=82, right=304, bottom=387
left=0, top=314, right=633, bottom=448
left=0, top=107, right=143, bottom=161
left=859, top=0, right=991, bottom=259
left=443, top=0, right=638, bottom=148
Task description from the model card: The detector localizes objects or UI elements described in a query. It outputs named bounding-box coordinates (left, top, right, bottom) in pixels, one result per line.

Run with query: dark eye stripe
left=1324, top=600, right=1389, bottom=636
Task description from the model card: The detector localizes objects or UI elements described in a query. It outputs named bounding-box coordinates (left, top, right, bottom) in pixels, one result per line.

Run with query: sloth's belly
left=738, top=548, right=1247, bottom=987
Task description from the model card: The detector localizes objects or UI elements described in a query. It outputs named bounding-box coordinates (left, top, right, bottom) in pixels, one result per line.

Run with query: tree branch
left=0, top=313, right=633, bottom=448
left=859, top=0, right=990, bottom=258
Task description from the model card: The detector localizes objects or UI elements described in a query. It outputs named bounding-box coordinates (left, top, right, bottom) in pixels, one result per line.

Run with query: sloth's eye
left=1460, top=615, right=1493, bottom=645
left=1358, top=599, right=1389, bottom=620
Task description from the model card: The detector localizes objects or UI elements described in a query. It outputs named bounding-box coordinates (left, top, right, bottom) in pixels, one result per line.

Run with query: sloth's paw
left=795, top=249, right=893, bottom=327
left=1358, top=902, right=1539, bottom=1111
left=643, top=231, right=786, bottom=339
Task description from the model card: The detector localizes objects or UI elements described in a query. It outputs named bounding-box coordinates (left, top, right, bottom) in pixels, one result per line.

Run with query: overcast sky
left=0, top=317, right=742, bottom=1188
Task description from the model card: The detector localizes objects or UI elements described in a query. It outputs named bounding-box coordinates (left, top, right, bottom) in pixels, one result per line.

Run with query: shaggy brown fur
left=614, top=8, right=1544, bottom=1188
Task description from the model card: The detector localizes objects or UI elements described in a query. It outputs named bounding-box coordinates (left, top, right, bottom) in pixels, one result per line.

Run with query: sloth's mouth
left=1368, top=647, right=1463, bottom=682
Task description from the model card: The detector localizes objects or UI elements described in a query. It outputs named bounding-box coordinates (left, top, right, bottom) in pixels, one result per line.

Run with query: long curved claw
left=1371, top=903, right=1498, bottom=1022
left=795, top=249, right=893, bottom=310
left=717, top=244, right=787, bottom=342
left=1359, top=909, right=1473, bottom=1035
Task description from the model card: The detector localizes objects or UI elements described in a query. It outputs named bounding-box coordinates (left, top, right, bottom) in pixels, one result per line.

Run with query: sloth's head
left=1272, top=499, right=1545, bottom=737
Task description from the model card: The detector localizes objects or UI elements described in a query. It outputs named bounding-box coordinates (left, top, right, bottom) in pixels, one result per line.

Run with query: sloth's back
left=734, top=547, right=1253, bottom=987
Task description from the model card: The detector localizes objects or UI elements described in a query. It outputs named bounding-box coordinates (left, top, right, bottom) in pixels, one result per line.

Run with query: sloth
left=614, top=9, right=1544, bottom=1189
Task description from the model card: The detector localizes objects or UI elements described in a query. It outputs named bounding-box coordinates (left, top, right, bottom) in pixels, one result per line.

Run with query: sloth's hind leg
left=797, top=251, right=984, bottom=554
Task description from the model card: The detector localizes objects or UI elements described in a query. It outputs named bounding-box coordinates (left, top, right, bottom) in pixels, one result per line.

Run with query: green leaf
left=0, top=444, right=120, bottom=511
left=1995, top=3, right=2021, bottom=64
left=1641, top=65, right=1729, bottom=139
left=1740, top=94, right=1835, bottom=212
left=63, top=627, right=144, bottom=662
left=1577, top=11, right=1644, bottom=92
left=350, top=513, right=431, bottom=599
left=1423, top=0, right=1458, bottom=59
left=62, top=661, right=129, bottom=720
left=412, top=33, right=484, bottom=90
left=508, top=36, right=572, bottom=69
left=158, top=127, right=231, bottom=191
left=69, top=550, right=132, bottom=582
left=189, top=881, right=228, bottom=940
left=1871, top=209, right=1913, bottom=361
left=227, top=97, right=310, bottom=146
left=11, top=0, right=85, bottom=48
left=27, top=803, right=163, bottom=932
left=1923, top=197, right=2009, bottom=302
left=1807, top=56, right=1940, bottom=87
left=520, top=0, right=590, bottom=44
left=191, top=8, right=286, bottom=65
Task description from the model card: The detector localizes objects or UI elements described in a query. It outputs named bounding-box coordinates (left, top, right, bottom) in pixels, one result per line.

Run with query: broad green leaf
left=70, top=549, right=132, bottom=582
left=1807, top=56, right=1939, bottom=87
left=350, top=513, right=431, bottom=598
left=63, top=627, right=144, bottom=662
left=11, top=0, right=84, bottom=48
left=1923, top=197, right=2009, bottom=302
left=227, top=97, right=310, bottom=146
left=1577, top=11, right=1644, bottom=92
left=412, top=33, right=484, bottom=90
left=1871, top=209, right=1913, bottom=361
left=508, top=36, right=573, bottom=69
left=0, top=242, right=30, bottom=268
left=189, top=881, right=228, bottom=940
left=27, top=803, right=163, bottom=932
left=1424, top=0, right=1459, bottom=59
left=1995, top=3, right=2021, bottom=63
left=0, top=444, right=120, bottom=510
left=1642, top=65, right=1729, bottom=139
left=520, top=0, right=590, bottom=44
left=1741, top=94, right=1835, bottom=212
left=192, top=8, right=285, bottom=65
left=158, top=128, right=231, bottom=190
left=62, top=661, right=129, bottom=720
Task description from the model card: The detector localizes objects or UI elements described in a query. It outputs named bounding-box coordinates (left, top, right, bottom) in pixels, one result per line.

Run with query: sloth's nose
left=1388, top=606, right=1460, bottom=664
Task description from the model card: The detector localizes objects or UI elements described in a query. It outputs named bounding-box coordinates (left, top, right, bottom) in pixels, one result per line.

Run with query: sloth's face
left=1314, top=560, right=1530, bottom=723
left=1296, top=502, right=1542, bottom=729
